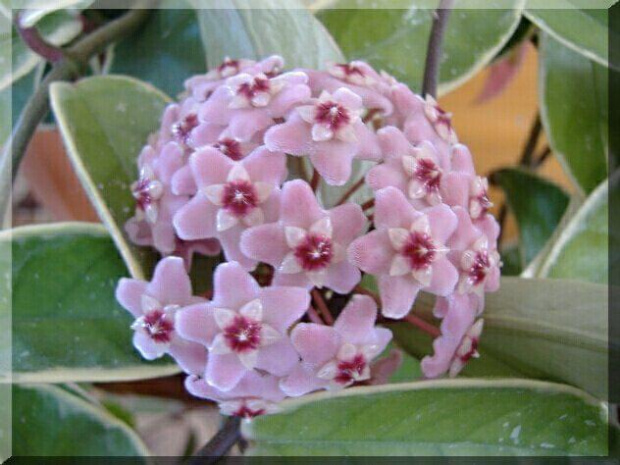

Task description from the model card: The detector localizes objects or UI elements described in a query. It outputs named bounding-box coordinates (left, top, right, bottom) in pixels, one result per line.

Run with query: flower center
left=414, top=158, right=442, bottom=193
left=294, top=234, right=334, bottom=271
left=223, top=316, right=262, bottom=353
left=218, top=58, right=241, bottom=78
left=459, top=337, right=479, bottom=364
left=213, top=138, right=243, bottom=161
left=401, top=232, right=439, bottom=271
left=233, top=403, right=266, bottom=419
left=236, top=76, right=271, bottom=101
left=470, top=182, right=492, bottom=219
left=315, top=101, right=351, bottom=130
left=171, top=113, right=199, bottom=146
left=335, top=354, right=367, bottom=385
left=466, top=250, right=491, bottom=287
left=221, top=180, right=259, bottom=217
left=141, top=310, right=174, bottom=343
left=131, top=176, right=162, bottom=213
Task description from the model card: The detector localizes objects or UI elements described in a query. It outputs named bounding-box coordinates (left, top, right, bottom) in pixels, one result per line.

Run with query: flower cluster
left=117, top=56, right=500, bottom=418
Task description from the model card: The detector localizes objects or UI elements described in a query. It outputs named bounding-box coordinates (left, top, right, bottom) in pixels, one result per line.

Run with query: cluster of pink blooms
left=116, top=56, right=501, bottom=418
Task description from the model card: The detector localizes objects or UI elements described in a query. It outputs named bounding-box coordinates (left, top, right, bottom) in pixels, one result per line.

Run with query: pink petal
left=206, top=352, right=247, bottom=391
left=218, top=225, right=259, bottom=271
left=173, top=196, right=219, bottom=240
left=269, top=83, right=312, bottom=117
left=256, top=338, right=299, bottom=376
left=171, top=165, right=197, bottom=196
left=115, top=279, right=147, bottom=318
left=229, top=110, right=273, bottom=142
left=240, top=223, right=288, bottom=266
left=169, top=339, right=208, bottom=376
left=280, top=363, right=327, bottom=397
left=354, top=123, right=382, bottom=161
left=243, top=146, right=287, bottom=186
left=426, top=203, right=458, bottom=244
left=440, top=172, right=471, bottom=208
left=333, top=87, right=363, bottom=111
left=420, top=336, right=458, bottom=378
left=333, top=294, right=378, bottom=345
left=377, top=126, right=413, bottom=161
left=133, top=332, right=166, bottom=360
left=325, top=260, right=361, bottom=294
left=366, top=163, right=408, bottom=194
left=175, top=303, right=218, bottom=346
left=448, top=207, right=481, bottom=250
left=280, top=180, right=323, bottom=227
left=374, top=187, right=416, bottom=229
left=264, top=115, right=313, bottom=156
left=147, top=256, right=192, bottom=305
left=212, top=261, right=260, bottom=309
left=259, top=286, right=310, bottom=332
left=190, top=147, right=233, bottom=188
left=329, top=202, right=367, bottom=245
left=191, top=122, right=224, bottom=147
left=477, top=214, right=501, bottom=243
left=428, top=257, right=459, bottom=296
left=272, top=271, right=313, bottom=289
left=378, top=275, right=420, bottom=319
left=451, top=144, right=476, bottom=174
left=198, top=86, right=234, bottom=125
left=290, top=323, right=339, bottom=365
left=309, top=141, right=356, bottom=186
left=485, top=266, right=501, bottom=293
left=347, top=230, right=394, bottom=275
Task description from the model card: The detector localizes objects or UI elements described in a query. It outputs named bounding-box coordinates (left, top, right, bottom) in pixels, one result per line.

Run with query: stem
left=361, top=198, right=374, bottom=211
left=190, top=416, right=241, bottom=464
left=354, top=285, right=380, bottom=305
left=310, top=168, right=320, bottom=192
left=421, top=0, right=455, bottom=98
left=307, top=305, right=324, bottom=324
left=15, top=12, right=65, bottom=63
left=518, top=113, right=542, bottom=167
left=335, top=177, right=365, bottom=205
left=0, top=4, right=151, bottom=220
left=311, top=289, right=335, bottom=325
left=403, top=313, right=441, bottom=338
left=534, top=145, right=551, bottom=167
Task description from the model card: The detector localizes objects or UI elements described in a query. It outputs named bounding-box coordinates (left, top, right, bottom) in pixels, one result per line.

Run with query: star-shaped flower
left=115, top=257, right=207, bottom=375
left=175, top=261, right=310, bottom=391
left=265, top=88, right=381, bottom=186
left=280, top=295, right=392, bottom=395
left=348, top=187, right=459, bottom=318
left=241, top=179, right=366, bottom=293
left=173, top=146, right=286, bottom=269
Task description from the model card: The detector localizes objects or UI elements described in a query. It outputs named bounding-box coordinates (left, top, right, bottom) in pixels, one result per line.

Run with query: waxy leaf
left=50, top=75, right=170, bottom=279
left=245, top=379, right=608, bottom=456
left=3, top=222, right=179, bottom=382
left=10, top=384, right=149, bottom=457
left=16, top=0, right=95, bottom=28
left=111, top=0, right=207, bottom=98
left=493, top=167, right=570, bottom=266
left=318, top=0, right=525, bottom=95
left=540, top=32, right=608, bottom=194
left=390, top=277, right=609, bottom=399
left=191, top=0, right=345, bottom=70
left=537, top=179, right=609, bottom=284
left=525, top=3, right=617, bottom=69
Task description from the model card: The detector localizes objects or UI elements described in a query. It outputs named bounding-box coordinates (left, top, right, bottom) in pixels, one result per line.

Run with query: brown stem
left=402, top=314, right=441, bottom=338
left=310, top=168, right=320, bottom=192
left=335, top=177, right=365, bottom=205
left=361, top=199, right=374, bottom=211
left=354, top=285, right=380, bottom=305
left=421, top=0, right=455, bottom=98
left=307, top=305, right=324, bottom=324
left=311, top=289, right=334, bottom=325
left=189, top=416, right=241, bottom=464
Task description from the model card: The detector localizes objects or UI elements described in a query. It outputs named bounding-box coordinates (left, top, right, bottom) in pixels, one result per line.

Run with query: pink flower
left=115, top=257, right=207, bottom=375
left=265, top=88, right=381, bottom=186
left=185, top=371, right=286, bottom=418
left=280, top=295, right=392, bottom=396
left=240, top=179, right=366, bottom=293
left=175, top=262, right=310, bottom=391
left=348, top=187, right=459, bottom=318
left=199, top=70, right=311, bottom=142
left=173, top=146, right=286, bottom=269
left=185, top=55, right=283, bottom=101
left=304, top=61, right=394, bottom=115
left=421, top=299, right=483, bottom=378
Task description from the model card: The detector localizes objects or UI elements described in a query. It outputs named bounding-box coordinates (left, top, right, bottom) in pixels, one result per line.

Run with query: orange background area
left=18, top=46, right=571, bottom=244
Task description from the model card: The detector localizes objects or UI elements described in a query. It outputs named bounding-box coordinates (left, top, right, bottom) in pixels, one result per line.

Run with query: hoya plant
left=1, top=0, right=616, bottom=460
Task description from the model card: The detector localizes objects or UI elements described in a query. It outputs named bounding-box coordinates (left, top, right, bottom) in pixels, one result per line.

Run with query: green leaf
left=11, top=384, right=149, bottom=457
left=191, top=0, right=345, bottom=70
left=499, top=242, right=523, bottom=276
left=244, top=379, right=608, bottom=456
left=110, top=1, right=207, bottom=98
left=537, top=179, right=609, bottom=284
left=16, top=0, right=95, bottom=27
left=493, top=168, right=569, bottom=266
left=3, top=222, right=179, bottom=382
left=50, top=75, right=171, bottom=280
left=391, top=277, right=609, bottom=399
left=318, top=0, right=525, bottom=95
left=539, top=32, right=608, bottom=194
left=525, top=3, right=617, bottom=69
left=0, top=10, right=81, bottom=91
